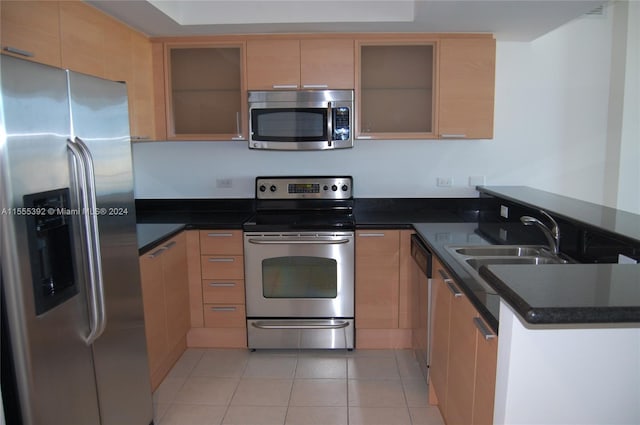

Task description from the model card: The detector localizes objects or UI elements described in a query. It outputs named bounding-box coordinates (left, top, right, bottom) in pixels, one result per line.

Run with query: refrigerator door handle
left=67, top=138, right=106, bottom=344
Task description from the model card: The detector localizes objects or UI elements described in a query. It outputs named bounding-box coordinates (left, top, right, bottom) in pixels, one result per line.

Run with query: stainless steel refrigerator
left=0, top=55, right=153, bottom=424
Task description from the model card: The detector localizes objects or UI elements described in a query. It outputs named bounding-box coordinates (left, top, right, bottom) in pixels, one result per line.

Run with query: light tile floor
left=153, top=348, right=445, bottom=425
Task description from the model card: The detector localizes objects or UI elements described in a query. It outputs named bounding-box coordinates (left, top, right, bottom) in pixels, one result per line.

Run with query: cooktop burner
left=244, top=176, right=354, bottom=232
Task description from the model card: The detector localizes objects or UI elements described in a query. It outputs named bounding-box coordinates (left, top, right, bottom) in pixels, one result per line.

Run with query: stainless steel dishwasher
left=411, top=234, right=432, bottom=381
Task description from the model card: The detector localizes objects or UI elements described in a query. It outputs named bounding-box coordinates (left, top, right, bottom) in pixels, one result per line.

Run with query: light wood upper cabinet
left=247, top=39, right=300, bottom=90
left=164, top=43, right=246, bottom=140
left=357, top=41, right=436, bottom=138
left=438, top=37, right=496, bottom=139
left=300, top=39, right=354, bottom=89
left=247, top=38, right=355, bottom=90
left=130, top=32, right=156, bottom=140
left=1, top=0, right=61, bottom=67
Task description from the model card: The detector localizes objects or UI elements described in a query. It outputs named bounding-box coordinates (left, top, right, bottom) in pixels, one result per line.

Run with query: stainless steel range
left=243, top=176, right=355, bottom=349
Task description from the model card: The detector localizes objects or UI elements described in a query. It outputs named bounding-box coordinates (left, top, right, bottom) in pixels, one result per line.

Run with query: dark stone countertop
left=480, top=263, right=640, bottom=325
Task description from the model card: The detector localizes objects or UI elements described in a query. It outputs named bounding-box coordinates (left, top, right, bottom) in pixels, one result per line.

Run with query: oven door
left=244, top=231, right=354, bottom=318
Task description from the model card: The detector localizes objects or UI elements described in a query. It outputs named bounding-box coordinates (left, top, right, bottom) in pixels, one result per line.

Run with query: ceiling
left=88, top=0, right=608, bottom=41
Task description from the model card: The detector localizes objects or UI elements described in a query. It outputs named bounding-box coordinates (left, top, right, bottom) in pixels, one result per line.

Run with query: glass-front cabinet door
left=166, top=43, right=246, bottom=140
left=357, top=41, right=435, bottom=139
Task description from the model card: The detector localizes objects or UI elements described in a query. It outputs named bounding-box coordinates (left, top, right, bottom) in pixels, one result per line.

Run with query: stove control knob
left=259, top=185, right=267, bottom=192
left=270, top=185, right=277, bottom=192
left=323, top=185, right=329, bottom=191
left=342, top=185, right=349, bottom=191
left=331, top=185, right=338, bottom=191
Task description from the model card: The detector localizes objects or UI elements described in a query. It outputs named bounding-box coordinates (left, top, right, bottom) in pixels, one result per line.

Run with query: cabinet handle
left=148, top=247, right=168, bottom=258
left=302, top=84, right=329, bottom=89
left=358, top=233, right=385, bottom=237
left=473, top=317, right=497, bottom=340
left=210, top=306, right=237, bottom=312
left=163, top=241, right=177, bottom=250
left=440, top=134, right=467, bottom=139
left=437, top=269, right=450, bottom=281
left=3, top=46, right=34, bottom=58
left=131, top=136, right=151, bottom=141
left=208, top=282, right=236, bottom=287
left=272, top=84, right=298, bottom=89
left=207, top=232, right=233, bottom=237
left=208, top=258, right=234, bottom=262
left=445, top=280, right=463, bottom=298
left=357, top=135, right=372, bottom=140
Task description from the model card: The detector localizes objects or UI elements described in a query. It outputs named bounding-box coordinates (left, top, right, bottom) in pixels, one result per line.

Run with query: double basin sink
left=445, top=244, right=573, bottom=294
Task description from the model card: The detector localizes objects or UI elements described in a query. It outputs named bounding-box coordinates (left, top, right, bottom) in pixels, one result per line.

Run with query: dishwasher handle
left=411, top=234, right=432, bottom=278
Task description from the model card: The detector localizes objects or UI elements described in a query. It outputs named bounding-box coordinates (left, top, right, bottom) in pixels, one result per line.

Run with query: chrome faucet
left=520, top=210, right=561, bottom=254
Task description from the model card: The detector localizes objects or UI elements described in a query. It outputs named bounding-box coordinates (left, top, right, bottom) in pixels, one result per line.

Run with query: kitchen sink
left=453, top=245, right=547, bottom=257
left=466, top=256, right=566, bottom=271
left=444, top=244, right=573, bottom=294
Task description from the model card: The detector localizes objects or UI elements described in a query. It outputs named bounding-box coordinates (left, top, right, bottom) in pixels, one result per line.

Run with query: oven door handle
left=247, top=238, right=351, bottom=245
left=251, top=320, right=350, bottom=330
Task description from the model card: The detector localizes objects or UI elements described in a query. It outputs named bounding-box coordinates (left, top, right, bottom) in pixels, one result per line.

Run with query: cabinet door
left=438, top=37, right=496, bottom=139
left=167, top=44, right=245, bottom=140
left=246, top=39, right=300, bottom=89
left=429, top=260, right=452, bottom=410
left=355, top=230, right=400, bottom=329
left=162, top=233, right=190, bottom=349
left=1, top=0, right=61, bottom=67
left=59, top=1, right=109, bottom=77
left=139, top=248, right=169, bottom=380
left=300, top=39, right=354, bottom=89
left=445, top=283, right=478, bottom=425
left=358, top=42, right=435, bottom=139
left=472, top=317, right=498, bottom=425
left=130, top=32, right=156, bottom=141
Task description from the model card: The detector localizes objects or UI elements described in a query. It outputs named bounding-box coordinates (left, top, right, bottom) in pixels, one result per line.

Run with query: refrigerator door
left=68, top=71, right=153, bottom=425
left=0, top=56, right=101, bottom=424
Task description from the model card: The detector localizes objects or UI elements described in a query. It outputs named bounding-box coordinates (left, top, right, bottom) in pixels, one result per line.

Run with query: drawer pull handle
left=440, top=133, right=467, bottom=139
left=3, top=46, right=34, bottom=58
left=445, top=280, right=463, bottom=298
left=208, top=282, right=236, bottom=287
left=211, top=306, right=237, bottom=312
left=207, top=233, right=233, bottom=237
left=437, top=269, right=450, bottom=280
left=358, top=233, right=385, bottom=237
left=473, top=317, right=497, bottom=340
left=302, top=84, right=329, bottom=89
left=272, top=84, right=298, bottom=89
left=208, top=258, right=234, bottom=262
left=163, top=241, right=177, bottom=250
left=148, top=247, right=168, bottom=258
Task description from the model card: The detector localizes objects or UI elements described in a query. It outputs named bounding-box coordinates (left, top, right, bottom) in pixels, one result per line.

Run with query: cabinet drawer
left=203, top=280, right=245, bottom=304
left=204, top=304, right=246, bottom=328
left=199, top=230, right=243, bottom=255
left=201, top=256, right=244, bottom=280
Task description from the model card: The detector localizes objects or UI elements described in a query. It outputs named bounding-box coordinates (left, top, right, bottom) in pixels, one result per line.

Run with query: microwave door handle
left=327, top=101, right=333, bottom=148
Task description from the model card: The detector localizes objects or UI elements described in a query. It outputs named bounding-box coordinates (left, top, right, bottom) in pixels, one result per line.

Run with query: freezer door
left=0, top=56, right=101, bottom=424
left=68, top=71, right=153, bottom=425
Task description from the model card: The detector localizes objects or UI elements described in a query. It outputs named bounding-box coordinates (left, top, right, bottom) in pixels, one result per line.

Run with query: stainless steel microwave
left=248, top=90, right=354, bottom=151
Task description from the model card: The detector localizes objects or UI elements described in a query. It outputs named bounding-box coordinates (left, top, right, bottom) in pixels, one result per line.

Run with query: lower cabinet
left=355, top=229, right=413, bottom=348
left=139, top=231, right=189, bottom=391
left=187, top=230, right=247, bottom=348
left=429, top=256, right=498, bottom=425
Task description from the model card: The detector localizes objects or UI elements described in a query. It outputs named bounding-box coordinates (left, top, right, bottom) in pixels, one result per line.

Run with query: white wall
left=133, top=3, right=638, bottom=213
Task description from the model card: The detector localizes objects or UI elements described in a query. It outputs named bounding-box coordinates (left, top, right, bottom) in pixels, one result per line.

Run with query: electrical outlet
left=500, top=205, right=509, bottom=218
left=216, top=178, right=232, bottom=189
left=436, top=177, right=453, bottom=187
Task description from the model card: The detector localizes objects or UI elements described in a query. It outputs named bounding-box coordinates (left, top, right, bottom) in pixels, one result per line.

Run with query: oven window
left=262, top=256, right=337, bottom=298
left=251, top=108, right=328, bottom=142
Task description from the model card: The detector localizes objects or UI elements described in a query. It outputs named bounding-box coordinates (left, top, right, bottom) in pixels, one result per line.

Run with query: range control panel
left=256, top=176, right=352, bottom=200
